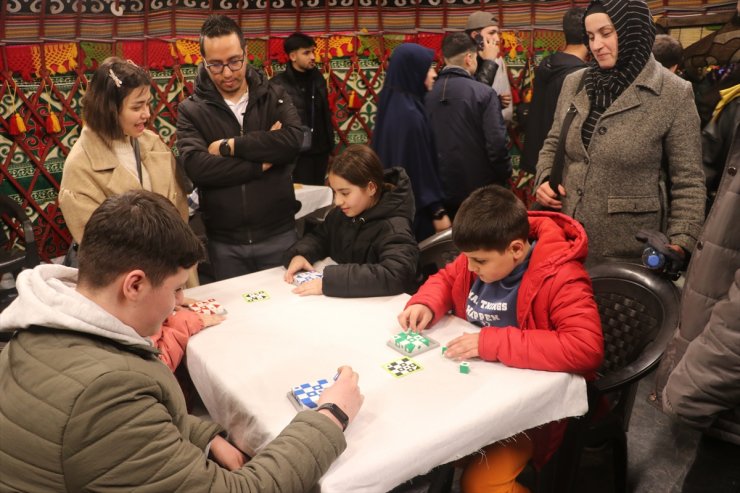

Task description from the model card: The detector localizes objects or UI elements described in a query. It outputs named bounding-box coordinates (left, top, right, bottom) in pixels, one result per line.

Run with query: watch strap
left=316, top=403, right=349, bottom=431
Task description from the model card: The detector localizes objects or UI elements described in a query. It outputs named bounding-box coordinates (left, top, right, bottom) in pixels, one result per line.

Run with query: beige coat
left=535, top=57, right=705, bottom=261
left=59, top=127, right=198, bottom=286
left=59, top=126, right=188, bottom=243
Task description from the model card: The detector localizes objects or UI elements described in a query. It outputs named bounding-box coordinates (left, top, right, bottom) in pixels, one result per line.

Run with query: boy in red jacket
left=398, top=185, right=603, bottom=493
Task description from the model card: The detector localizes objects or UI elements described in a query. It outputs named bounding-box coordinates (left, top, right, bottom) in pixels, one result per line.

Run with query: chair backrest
left=588, top=261, right=680, bottom=393
left=0, top=196, right=39, bottom=272
left=1, top=196, right=40, bottom=317
left=535, top=261, right=681, bottom=493
left=418, top=228, right=459, bottom=281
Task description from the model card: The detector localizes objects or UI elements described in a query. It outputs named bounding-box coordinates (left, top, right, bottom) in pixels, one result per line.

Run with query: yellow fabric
left=460, top=434, right=534, bottom=493
left=712, top=84, right=740, bottom=121
left=44, top=43, right=78, bottom=75
left=176, top=39, right=201, bottom=65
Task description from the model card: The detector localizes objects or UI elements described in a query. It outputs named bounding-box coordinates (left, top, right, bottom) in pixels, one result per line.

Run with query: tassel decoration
left=347, top=90, right=362, bottom=111
left=45, top=107, right=62, bottom=134
left=9, top=113, right=27, bottom=136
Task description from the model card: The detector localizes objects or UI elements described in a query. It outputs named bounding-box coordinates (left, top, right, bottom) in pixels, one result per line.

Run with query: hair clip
left=108, top=68, right=123, bottom=88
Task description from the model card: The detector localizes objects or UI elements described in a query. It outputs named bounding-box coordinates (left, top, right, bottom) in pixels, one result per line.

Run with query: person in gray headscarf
left=534, top=0, right=705, bottom=264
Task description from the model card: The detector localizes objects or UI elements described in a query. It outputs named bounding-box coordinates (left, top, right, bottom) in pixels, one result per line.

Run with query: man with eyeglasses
left=177, top=15, right=302, bottom=281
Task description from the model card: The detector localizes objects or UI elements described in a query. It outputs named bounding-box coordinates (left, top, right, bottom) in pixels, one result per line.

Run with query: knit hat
left=465, top=11, right=498, bottom=32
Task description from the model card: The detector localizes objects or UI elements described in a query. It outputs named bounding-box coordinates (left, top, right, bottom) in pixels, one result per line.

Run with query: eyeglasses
left=205, top=58, right=245, bottom=75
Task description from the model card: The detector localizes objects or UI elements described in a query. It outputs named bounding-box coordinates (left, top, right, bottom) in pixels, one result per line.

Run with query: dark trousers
left=682, top=434, right=740, bottom=493
left=207, top=229, right=298, bottom=281
left=293, top=153, right=329, bottom=186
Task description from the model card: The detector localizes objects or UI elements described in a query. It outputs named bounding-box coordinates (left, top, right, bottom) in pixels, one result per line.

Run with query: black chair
left=418, top=228, right=459, bottom=282
left=537, top=261, right=681, bottom=493
left=0, top=196, right=40, bottom=349
left=296, top=204, right=333, bottom=238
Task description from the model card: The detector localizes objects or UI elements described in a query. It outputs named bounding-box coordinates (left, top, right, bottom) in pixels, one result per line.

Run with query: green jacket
left=0, top=265, right=346, bottom=492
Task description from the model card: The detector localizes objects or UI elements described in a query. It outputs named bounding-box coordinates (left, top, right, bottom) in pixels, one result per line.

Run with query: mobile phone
left=474, top=33, right=484, bottom=51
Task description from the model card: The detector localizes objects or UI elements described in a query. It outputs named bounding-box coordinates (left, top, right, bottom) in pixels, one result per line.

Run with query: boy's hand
left=284, top=255, right=314, bottom=283
left=398, top=304, right=433, bottom=333
left=209, top=435, right=247, bottom=471
left=445, top=332, right=480, bottom=360
left=292, top=278, right=323, bottom=296
left=317, top=366, right=364, bottom=430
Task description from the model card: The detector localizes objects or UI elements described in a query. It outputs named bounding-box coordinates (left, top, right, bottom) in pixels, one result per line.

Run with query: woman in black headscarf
left=534, top=0, right=705, bottom=263
left=373, top=43, right=451, bottom=241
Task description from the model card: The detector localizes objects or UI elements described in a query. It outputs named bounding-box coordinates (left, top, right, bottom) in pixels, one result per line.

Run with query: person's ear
left=508, top=239, right=526, bottom=260
left=121, top=269, right=148, bottom=302
left=289, top=51, right=298, bottom=63
left=367, top=181, right=378, bottom=197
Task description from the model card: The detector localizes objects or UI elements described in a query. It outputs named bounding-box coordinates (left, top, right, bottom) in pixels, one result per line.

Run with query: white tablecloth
left=186, top=267, right=588, bottom=493
left=294, top=184, right=332, bottom=219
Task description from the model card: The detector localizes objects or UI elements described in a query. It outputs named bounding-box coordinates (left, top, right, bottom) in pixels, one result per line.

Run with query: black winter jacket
left=271, top=64, right=334, bottom=156
left=177, top=65, right=302, bottom=244
left=283, top=167, right=420, bottom=297
left=426, top=67, right=512, bottom=208
left=520, top=52, right=586, bottom=174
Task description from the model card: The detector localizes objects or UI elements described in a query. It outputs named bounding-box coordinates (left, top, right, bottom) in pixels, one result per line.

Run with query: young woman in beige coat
left=60, top=57, right=189, bottom=244
left=59, top=57, right=220, bottom=377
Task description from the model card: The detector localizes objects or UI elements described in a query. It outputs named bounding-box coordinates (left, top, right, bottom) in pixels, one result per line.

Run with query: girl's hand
left=445, top=332, right=480, bottom=360
left=292, top=278, right=323, bottom=296
left=284, top=255, right=313, bottom=283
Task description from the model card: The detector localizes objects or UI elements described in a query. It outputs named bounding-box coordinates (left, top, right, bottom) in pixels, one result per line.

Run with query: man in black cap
left=272, top=32, right=335, bottom=185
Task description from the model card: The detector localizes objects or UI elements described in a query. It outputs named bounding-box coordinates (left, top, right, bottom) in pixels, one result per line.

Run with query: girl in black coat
left=283, top=145, right=420, bottom=297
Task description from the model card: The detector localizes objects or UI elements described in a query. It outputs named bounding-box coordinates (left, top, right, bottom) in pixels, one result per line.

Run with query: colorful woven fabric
left=314, top=37, right=329, bottom=63
left=416, top=33, right=444, bottom=61
left=80, top=42, right=114, bottom=70
left=175, top=39, right=201, bottom=65
left=121, top=41, right=146, bottom=66
left=43, top=43, right=78, bottom=75
left=268, top=38, right=289, bottom=64
left=5, top=45, right=39, bottom=81
left=328, top=36, right=354, bottom=58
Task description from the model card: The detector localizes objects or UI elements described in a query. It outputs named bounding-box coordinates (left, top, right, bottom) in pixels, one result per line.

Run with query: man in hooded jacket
left=520, top=7, right=588, bottom=175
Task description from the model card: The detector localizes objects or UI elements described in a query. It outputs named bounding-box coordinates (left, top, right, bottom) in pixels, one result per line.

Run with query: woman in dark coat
left=372, top=43, right=451, bottom=241
left=534, top=0, right=705, bottom=263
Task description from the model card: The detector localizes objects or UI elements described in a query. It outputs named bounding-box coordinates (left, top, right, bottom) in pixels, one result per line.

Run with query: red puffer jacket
left=407, top=211, right=604, bottom=466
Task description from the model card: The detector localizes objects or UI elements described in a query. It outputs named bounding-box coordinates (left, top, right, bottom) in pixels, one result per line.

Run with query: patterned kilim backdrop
left=1, top=0, right=737, bottom=260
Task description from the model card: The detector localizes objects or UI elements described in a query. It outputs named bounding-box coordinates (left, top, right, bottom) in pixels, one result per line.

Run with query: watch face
left=220, top=140, right=230, bottom=156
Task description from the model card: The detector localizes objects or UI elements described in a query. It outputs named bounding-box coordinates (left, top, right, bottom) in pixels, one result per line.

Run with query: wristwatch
left=316, top=403, right=349, bottom=431
left=218, top=138, right=231, bottom=157
left=432, top=208, right=448, bottom=221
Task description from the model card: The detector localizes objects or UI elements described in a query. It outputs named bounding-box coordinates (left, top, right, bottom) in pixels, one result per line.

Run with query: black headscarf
left=581, top=0, right=656, bottom=148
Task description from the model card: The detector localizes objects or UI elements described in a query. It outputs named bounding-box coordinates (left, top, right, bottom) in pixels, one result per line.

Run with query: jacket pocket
left=607, top=195, right=660, bottom=214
